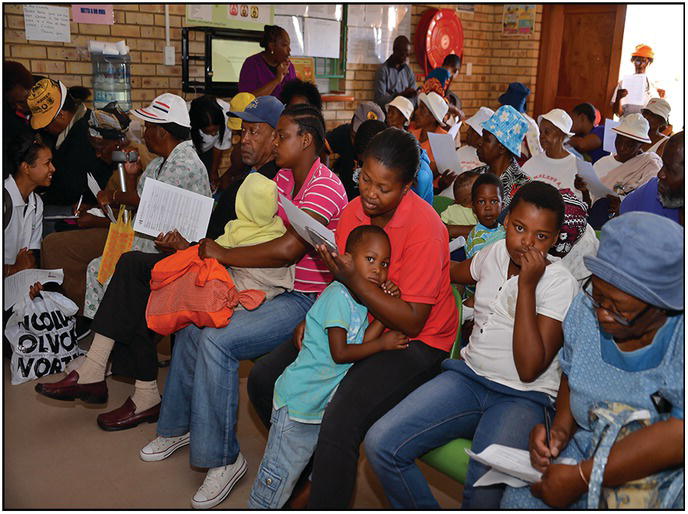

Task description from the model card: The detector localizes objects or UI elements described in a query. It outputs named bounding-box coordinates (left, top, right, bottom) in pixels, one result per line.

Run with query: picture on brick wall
left=502, top=4, right=535, bottom=36
left=23, top=4, right=71, bottom=43
left=71, top=4, right=114, bottom=25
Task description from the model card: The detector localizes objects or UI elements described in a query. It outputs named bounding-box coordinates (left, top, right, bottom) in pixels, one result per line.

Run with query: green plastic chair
left=433, top=195, right=453, bottom=216
left=419, top=285, right=472, bottom=484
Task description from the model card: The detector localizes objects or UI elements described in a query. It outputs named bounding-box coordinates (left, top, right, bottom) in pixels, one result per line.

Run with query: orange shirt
left=411, top=126, right=448, bottom=166
left=334, top=191, right=458, bottom=352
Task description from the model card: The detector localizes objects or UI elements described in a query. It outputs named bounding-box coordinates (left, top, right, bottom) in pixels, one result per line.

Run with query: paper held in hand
left=449, top=236, right=466, bottom=253
left=576, top=159, right=616, bottom=199
left=428, top=132, right=462, bottom=174
left=467, top=444, right=576, bottom=488
left=280, top=194, right=337, bottom=252
left=133, top=178, right=214, bottom=243
left=4, top=268, right=64, bottom=310
left=86, top=172, right=117, bottom=223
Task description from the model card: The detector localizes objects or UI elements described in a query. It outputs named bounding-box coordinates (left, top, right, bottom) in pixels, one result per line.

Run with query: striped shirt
left=275, top=158, right=348, bottom=293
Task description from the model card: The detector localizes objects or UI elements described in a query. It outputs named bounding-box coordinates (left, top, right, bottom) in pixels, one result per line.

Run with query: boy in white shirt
left=522, top=109, right=581, bottom=199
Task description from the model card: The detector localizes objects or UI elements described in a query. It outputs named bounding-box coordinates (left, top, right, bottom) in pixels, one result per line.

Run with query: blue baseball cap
left=228, top=95, right=284, bottom=129
left=584, top=212, right=684, bottom=311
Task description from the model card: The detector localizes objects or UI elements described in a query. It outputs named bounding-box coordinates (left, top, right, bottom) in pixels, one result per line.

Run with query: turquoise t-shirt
left=273, top=281, right=369, bottom=423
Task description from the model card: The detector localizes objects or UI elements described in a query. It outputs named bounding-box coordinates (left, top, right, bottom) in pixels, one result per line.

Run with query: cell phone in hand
left=306, top=227, right=338, bottom=254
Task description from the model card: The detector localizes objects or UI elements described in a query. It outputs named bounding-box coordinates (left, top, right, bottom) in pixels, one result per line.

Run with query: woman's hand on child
left=292, top=320, right=306, bottom=351
left=437, top=170, right=458, bottom=192
left=379, top=330, right=410, bottom=351
left=155, top=229, right=190, bottom=252
left=529, top=422, right=570, bottom=472
left=381, top=280, right=400, bottom=297
left=28, top=281, right=43, bottom=300
left=518, top=247, right=547, bottom=289
left=531, top=463, right=586, bottom=508
left=198, top=238, right=224, bottom=260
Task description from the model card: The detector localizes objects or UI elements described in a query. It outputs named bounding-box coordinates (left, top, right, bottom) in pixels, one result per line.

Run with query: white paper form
left=23, top=4, right=71, bottom=43
left=86, top=172, right=117, bottom=223
left=133, top=179, right=214, bottom=243
left=428, top=132, right=461, bottom=174
left=448, top=121, right=462, bottom=140
left=576, top=159, right=616, bottom=199
left=621, top=74, right=648, bottom=107
left=602, top=119, right=621, bottom=154
left=187, top=4, right=212, bottom=22
left=449, top=236, right=466, bottom=253
left=467, top=444, right=577, bottom=487
left=304, top=18, right=341, bottom=59
left=4, top=269, right=64, bottom=310
left=280, top=195, right=337, bottom=250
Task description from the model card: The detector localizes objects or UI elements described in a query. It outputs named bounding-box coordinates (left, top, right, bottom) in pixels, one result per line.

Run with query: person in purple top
left=621, top=131, right=683, bottom=226
left=569, top=103, right=609, bottom=164
left=238, top=25, right=297, bottom=101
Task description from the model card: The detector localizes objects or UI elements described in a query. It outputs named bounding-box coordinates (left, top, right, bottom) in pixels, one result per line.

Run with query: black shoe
left=75, top=316, right=92, bottom=341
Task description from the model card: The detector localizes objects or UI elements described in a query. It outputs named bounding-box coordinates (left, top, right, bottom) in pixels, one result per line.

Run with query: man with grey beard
left=621, top=131, right=684, bottom=226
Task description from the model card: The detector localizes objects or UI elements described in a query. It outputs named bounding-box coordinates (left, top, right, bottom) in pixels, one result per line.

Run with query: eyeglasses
left=582, top=277, right=653, bottom=327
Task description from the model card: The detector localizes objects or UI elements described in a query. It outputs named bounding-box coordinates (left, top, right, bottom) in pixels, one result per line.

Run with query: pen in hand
left=74, top=194, right=83, bottom=216
left=544, top=407, right=552, bottom=463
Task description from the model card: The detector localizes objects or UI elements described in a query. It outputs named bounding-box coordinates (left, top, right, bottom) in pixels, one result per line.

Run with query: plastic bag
left=6, top=291, right=83, bottom=385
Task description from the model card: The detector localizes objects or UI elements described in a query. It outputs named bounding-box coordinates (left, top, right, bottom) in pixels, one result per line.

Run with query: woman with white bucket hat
left=522, top=108, right=582, bottom=199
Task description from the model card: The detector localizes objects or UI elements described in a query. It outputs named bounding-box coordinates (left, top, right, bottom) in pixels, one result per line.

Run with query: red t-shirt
left=334, top=190, right=458, bottom=351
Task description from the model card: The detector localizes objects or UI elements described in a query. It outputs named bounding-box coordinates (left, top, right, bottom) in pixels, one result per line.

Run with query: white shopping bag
left=6, top=291, right=83, bottom=385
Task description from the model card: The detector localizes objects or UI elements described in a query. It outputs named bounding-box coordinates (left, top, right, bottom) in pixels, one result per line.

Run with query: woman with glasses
left=501, top=211, right=684, bottom=509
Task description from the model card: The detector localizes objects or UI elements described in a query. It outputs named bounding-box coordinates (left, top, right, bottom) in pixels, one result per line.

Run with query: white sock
left=76, top=333, right=114, bottom=384
left=131, top=380, right=161, bottom=413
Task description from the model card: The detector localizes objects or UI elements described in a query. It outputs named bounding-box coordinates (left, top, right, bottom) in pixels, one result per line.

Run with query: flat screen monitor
left=211, top=38, right=262, bottom=83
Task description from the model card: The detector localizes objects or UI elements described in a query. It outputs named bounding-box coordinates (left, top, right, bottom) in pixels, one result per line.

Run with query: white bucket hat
left=643, top=98, right=671, bottom=125
left=386, top=96, right=414, bottom=122
left=537, top=108, right=574, bottom=137
left=418, top=91, right=448, bottom=124
left=612, top=113, right=651, bottom=143
left=132, top=93, right=191, bottom=128
left=465, top=106, right=494, bottom=134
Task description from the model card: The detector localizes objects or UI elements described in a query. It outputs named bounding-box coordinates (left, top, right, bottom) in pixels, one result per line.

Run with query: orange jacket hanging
left=146, top=246, right=266, bottom=336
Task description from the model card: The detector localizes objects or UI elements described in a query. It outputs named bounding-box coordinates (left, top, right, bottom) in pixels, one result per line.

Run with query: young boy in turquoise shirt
left=248, top=225, right=408, bottom=509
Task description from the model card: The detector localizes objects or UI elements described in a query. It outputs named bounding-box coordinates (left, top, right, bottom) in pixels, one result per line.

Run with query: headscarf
left=88, top=101, right=131, bottom=140
left=214, top=173, right=286, bottom=248
left=550, top=188, right=588, bottom=258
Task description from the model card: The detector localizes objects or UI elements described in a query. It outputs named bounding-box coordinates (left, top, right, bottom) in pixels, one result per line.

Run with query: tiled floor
left=4, top=341, right=462, bottom=509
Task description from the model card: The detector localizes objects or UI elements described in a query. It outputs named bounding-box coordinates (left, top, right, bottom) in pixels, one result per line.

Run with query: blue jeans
left=364, top=362, right=551, bottom=509
left=248, top=406, right=320, bottom=509
left=156, top=291, right=315, bottom=468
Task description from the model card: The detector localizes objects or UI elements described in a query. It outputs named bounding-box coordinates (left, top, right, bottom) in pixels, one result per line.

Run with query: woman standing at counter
left=239, top=25, right=296, bottom=101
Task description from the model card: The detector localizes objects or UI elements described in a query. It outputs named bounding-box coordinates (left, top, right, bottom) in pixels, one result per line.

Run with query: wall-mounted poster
left=72, top=4, right=114, bottom=25
left=291, top=57, right=315, bottom=83
left=24, top=4, right=71, bottom=42
left=502, top=5, right=536, bottom=36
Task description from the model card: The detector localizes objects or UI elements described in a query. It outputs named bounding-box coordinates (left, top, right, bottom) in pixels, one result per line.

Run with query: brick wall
left=4, top=4, right=542, bottom=131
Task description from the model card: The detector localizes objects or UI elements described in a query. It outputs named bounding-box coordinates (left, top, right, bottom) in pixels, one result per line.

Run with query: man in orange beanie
left=611, top=44, right=665, bottom=118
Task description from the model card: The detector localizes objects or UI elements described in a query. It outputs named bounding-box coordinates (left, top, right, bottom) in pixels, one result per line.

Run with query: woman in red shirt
left=248, top=128, right=458, bottom=508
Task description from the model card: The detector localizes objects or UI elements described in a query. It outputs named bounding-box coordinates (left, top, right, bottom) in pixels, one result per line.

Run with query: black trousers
left=247, top=338, right=447, bottom=508
left=90, top=251, right=167, bottom=381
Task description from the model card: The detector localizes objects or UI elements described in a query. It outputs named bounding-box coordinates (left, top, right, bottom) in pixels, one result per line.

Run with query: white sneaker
left=139, top=433, right=190, bottom=462
left=191, top=453, right=247, bottom=509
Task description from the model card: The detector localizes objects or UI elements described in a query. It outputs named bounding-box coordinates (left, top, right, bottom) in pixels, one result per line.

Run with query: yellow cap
left=27, top=79, right=67, bottom=129
left=228, top=92, right=255, bottom=131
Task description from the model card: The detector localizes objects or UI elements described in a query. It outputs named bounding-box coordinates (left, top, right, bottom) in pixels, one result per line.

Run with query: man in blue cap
left=207, top=96, right=285, bottom=238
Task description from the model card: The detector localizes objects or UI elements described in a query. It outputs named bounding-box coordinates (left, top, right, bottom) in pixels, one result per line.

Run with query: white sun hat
left=418, top=91, right=449, bottom=124
left=612, top=112, right=651, bottom=143
left=537, top=108, right=574, bottom=137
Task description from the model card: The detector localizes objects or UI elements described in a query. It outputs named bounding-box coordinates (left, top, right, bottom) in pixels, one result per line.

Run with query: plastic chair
left=433, top=195, right=453, bottom=216
left=419, top=285, right=472, bottom=483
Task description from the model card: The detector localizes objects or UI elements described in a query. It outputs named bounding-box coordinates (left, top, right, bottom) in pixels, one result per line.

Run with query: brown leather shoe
left=97, top=397, right=160, bottom=432
left=35, top=371, right=108, bottom=403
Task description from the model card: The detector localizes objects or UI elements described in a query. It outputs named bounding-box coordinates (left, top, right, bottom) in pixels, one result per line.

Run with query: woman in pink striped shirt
left=146, top=103, right=348, bottom=509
